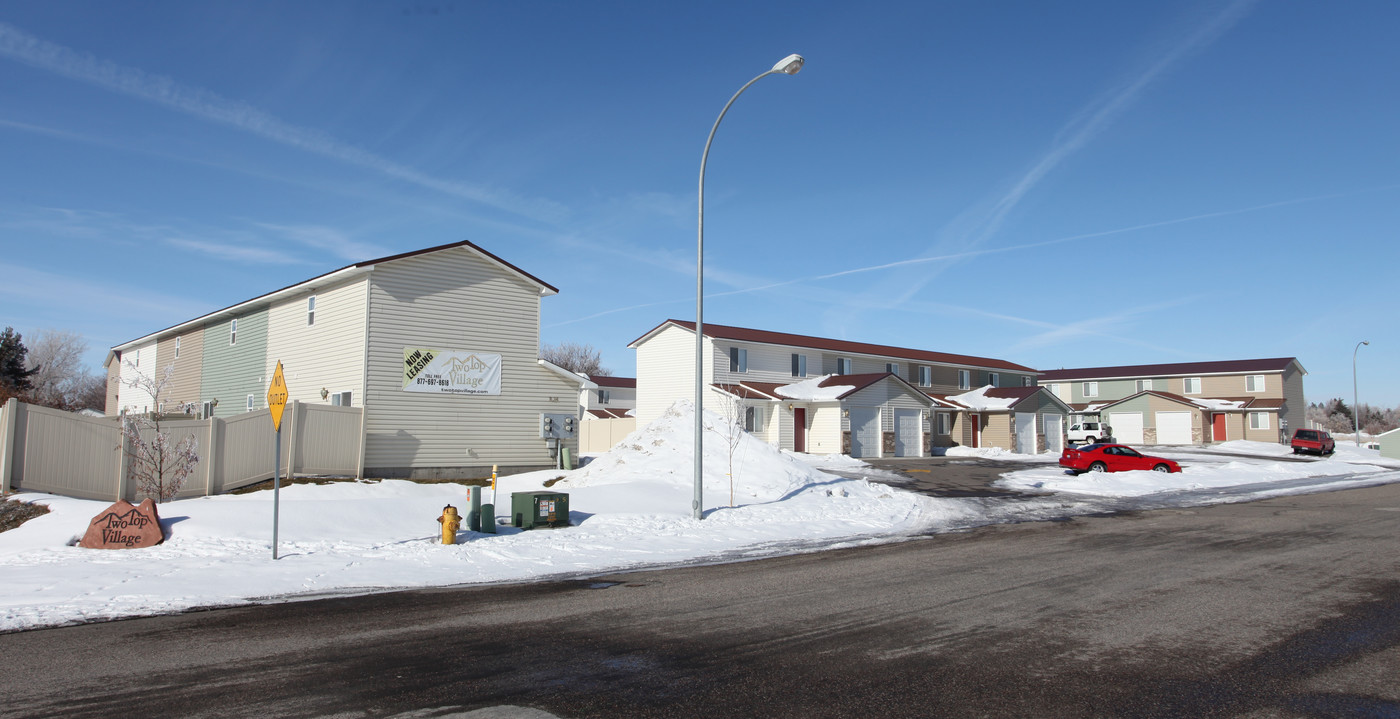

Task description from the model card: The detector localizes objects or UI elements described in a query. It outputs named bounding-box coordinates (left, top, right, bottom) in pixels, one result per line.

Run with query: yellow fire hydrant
left=438, top=504, right=461, bottom=545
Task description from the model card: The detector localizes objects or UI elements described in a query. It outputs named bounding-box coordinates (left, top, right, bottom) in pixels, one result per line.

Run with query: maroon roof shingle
left=1039, top=358, right=1300, bottom=381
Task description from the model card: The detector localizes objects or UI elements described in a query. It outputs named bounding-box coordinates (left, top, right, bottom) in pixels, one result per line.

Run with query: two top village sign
left=402, top=347, right=502, bottom=395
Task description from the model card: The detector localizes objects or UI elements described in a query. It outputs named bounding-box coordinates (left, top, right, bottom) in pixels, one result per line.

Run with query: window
left=886, top=362, right=900, bottom=376
left=937, top=412, right=950, bottom=435
left=202, top=400, right=214, bottom=419
left=917, top=366, right=931, bottom=387
left=744, top=405, right=765, bottom=433
left=958, top=369, right=970, bottom=390
left=331, top=391, right=352, bottom=406
left=134, top=348, right=139, bottom=367
left=246, top=394, right=255, bottom=412
left=230, top=318, right=238, bottom=346
left=1136, top=379, right=1153, bottom=392
left=174, top=336, right=181, bottom=359
left=1083, top=381, right=1099, bottom=398
left=1183, top=377, right=1201, bottom=394
left=729, top=347, right=747, bottom=373
left=1023, top=376, right=1033, bottom=387
left=1246, top=375, right=1265, bottom=392
left=989, top=373, right=999, bottom=388
left=1249, top=412, right=1270, bottom=430
left=791, top=353, right=807, bottom=378
left=836, top=357, right=852, bottom=375
left=307, top=295, right=316, bottom=326
left=597, top=389, right=611, bottom=405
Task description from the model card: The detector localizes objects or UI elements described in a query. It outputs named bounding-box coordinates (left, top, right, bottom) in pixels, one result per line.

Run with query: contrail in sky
left=0, top=22, right=568, bottom=224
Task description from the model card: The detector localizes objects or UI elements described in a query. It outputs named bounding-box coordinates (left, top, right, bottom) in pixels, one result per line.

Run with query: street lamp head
left=772, top=54, right=804, bottom=75
left=1363, top=340, right=1370, bottom=346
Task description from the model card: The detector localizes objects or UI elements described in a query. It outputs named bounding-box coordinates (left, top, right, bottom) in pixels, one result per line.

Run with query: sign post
left=267, top=361, right=289, bottom=560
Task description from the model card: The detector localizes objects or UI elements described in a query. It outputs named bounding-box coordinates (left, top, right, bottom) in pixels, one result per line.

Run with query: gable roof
left=1039, top=358, right=1302, bottom=381
left=1094, top=390, right=1286, bottom=412
left=630, top=319, right=1035, bottom=373
left=110, top=239, right=557, bottom=353
left=715, top=373, right=933, bottom=404
left=940, top=386, right=1073, bottom=414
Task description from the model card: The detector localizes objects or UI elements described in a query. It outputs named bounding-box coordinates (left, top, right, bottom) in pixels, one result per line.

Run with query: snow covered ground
left=3, top=405, right=1398, bottom=633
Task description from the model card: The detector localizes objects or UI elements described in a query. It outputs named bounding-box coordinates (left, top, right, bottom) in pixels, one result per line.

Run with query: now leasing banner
left=402, top=347, right=502, bottom=395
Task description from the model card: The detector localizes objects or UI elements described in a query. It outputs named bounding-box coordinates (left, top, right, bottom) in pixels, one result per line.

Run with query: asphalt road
left=3, top=482, right=1398, bottom=718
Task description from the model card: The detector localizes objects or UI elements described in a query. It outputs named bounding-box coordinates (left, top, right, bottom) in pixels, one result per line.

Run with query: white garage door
left=894, top=409, right=922, bottom=457
left=1043, top=413, right=1064, bottom=454
left=1156, top=411, right=1193, bottom=445
left=1109, top=412, right=1144, bottom=445
left=849, top=407, right=880, bottom=458
left=1015, top=412, right=1036, bottom=454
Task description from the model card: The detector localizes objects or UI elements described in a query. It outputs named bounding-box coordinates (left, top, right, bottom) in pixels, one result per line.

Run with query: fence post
left=205, top=415, right=220, bottom=496
left=356, top=406, right=367, bottom=480
left=1, top=398, right=17, bottom=497
left=288, top=400, right=299, bottom=478
left=114, top=416, right=128, bottom=502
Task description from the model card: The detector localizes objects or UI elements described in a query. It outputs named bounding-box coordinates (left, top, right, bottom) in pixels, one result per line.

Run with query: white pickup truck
left=1067, top=421, right=1108, bottom=445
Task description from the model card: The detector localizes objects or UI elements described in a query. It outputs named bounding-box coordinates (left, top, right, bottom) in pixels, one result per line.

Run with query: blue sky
left=1, top=1, right=1396, bottom=406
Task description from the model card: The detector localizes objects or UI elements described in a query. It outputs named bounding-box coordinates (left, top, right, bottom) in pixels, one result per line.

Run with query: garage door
left=1043, top=413, right=1064, bottom=454
left=1109, top=412, right=1144, bottom=445
left=849, top=407, right=880, bottom=458
left=1015, top=412, right=1036, bottom=454
left=894, top=409, right=922, bottom=457
left=1156, top=411, right=1193, bottom=445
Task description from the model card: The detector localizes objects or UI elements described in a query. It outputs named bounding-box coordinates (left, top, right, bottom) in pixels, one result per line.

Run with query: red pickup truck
left=1290, top=429, right=1335, bottom=455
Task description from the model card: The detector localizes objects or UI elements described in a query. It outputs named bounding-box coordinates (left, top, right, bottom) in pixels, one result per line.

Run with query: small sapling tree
left=120, top=363, right=199, bottom=503
left=706, top=391, right=752, bottom=507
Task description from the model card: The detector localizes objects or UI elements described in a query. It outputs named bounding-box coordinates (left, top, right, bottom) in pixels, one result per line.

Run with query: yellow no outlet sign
left=267, top=360, right=289, bottom=431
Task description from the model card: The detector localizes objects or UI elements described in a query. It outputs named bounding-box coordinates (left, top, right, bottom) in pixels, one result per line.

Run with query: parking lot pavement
left=841, top=456, right=1059, bottom=497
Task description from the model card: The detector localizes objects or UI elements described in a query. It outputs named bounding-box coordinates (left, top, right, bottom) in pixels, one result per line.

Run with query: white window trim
left=1249, top=411, right=1270, bottom=430
left=918, top=366, right=932, bottom=387
left=246, top=394, right=255, bottom=412
left=174, top=336, right=180, bottom=359
left=1246, top=374, right=1265, bottom=392
left=989, top=372, right=999, bottom=388
left=331, top=390, right=352, bottom=406
left=958, top=369, right=970, bottom=390
left=886, top=362, right=900, bottom=376
left=937, top=412, right=950, bottom=435
left=1022, top=376, right=1032, bottom=387
left=792, top=353, right=807, bottom=378
left=729, top=347, right=747, bottom=373
left=1083, top=381, right=1098, bottom=398
left=230, top=318, right=238, bottom=346
left=308, top=295, right=316, bottom=326
left=597, top=389, right=611, bottom=405
left=837, top=357, right=852, bottom=375
left=1136, top=379, right=1152, bottom=392
left=1184, top=377, right=1201, bottom=394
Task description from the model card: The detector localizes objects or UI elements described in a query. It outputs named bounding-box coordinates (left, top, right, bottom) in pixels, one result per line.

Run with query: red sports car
left=1059, top=443, right=1181, bottom=474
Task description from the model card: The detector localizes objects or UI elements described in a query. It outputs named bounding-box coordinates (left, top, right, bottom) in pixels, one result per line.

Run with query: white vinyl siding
left=117, top=340, right=159, bottom=413
left=265, top=279, right=368, bottom=408
left=362, top=245, right=576, bottom=471
left=635, top=325, right=703, bottom=425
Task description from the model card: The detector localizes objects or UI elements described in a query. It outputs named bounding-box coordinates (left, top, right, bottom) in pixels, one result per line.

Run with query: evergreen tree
left=0, top=327, right=40, bottom=397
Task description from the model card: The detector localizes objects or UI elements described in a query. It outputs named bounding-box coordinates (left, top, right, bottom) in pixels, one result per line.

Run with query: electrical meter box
left=511, top=491, right=570, bottom=529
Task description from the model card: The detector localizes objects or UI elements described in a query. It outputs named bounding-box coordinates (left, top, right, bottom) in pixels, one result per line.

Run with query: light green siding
left=201, top=310, right=269, bottom=418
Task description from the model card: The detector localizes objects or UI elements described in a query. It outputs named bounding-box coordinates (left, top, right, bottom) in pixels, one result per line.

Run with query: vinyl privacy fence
left=0, top=398, right=364, bottom=502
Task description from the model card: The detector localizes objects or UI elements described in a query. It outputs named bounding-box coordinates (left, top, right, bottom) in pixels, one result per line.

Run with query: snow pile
left=996, top=453, right=1391, bottom=497
left=947, top=385, right=1015, bottom=410
left=1192, top=398, right=1246, bottom=410
left=774, top=374, right=853, bottom=401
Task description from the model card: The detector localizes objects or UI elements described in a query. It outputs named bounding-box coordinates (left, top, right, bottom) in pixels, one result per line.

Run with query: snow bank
left=774, top=374, right=853, bottom=401
left=947, top=386, right=1015, bottom=410
left=996, top=453, right=1391, bottom=497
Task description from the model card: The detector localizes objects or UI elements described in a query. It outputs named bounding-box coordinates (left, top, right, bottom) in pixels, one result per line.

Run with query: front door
left=794, top=408, right=807, bottom=453
left=1212, top=413, right=1227, bottom=442
left=970, top=413, right=981, bottom=448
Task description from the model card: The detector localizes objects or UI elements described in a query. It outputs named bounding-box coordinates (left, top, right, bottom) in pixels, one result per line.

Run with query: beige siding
left=982, top=414, right=1012, bottom=450
left=362, top=246, right=573, bottom=474
left=808, top=405, right=843, bottom=454
left=636, top=325, right=704, bottom=425
left=1201, top=372, right=1283, bottom=399
left=157, top=330, right=203, bottom=412
left=265, top=277, right=368, bottom=408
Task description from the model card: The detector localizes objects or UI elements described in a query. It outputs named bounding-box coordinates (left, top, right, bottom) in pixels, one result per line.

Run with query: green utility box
left=511, top=491, right=570, bottom=529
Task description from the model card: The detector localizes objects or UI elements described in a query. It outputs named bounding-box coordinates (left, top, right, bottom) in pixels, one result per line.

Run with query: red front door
left=970, top=414, right=981, bottom=448
left=794, top=408, right=807, bottom=453
left=1212, top=413, right=1226, bottom=442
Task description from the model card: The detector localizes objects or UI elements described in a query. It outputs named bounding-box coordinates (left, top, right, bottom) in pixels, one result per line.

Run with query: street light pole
left=695, top=53, right=804, bottom=521
left=1353, top=340, right=1369, bottom=446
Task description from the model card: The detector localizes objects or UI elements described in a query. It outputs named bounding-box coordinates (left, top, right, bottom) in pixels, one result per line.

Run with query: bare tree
left=540, top=341, right=611, bottom=377
left=24, top=329, right=95, bottom=410
left=706, top=391, right=750, bottom=507
left=120, top=363, right=199, bottom=503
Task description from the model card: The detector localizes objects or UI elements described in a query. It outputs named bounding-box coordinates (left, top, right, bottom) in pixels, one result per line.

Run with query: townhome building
left=103, top=240, right=590, bottom=478
left=629, top=320, right=1051, bottom=458
left=582, top=376, right=636, bottom=419
left=1039, top=358, right=1306, bottom=445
